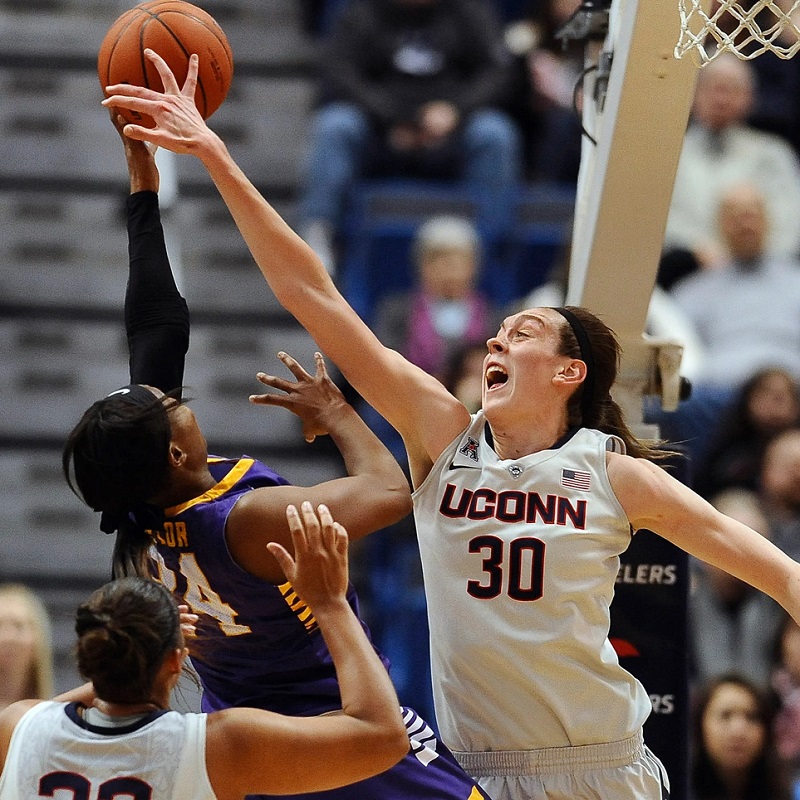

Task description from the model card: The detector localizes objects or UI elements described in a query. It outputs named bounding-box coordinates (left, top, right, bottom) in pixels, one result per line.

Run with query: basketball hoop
left=675, top=0, right=800, bottom=64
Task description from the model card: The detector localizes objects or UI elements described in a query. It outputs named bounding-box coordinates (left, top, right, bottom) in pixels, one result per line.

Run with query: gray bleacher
left=0, top=0, right=335, bottom=692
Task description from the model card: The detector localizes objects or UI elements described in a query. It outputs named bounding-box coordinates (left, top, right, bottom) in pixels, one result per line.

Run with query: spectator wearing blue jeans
left=298, top=0, right=523, bottom=274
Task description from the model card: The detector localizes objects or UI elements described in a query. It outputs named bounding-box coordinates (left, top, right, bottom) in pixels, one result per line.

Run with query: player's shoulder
left=0, top=700, right=47, bottom=765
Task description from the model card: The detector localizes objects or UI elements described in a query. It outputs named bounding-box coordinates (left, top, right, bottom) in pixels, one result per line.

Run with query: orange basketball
left=98, top=0, right=233, bottom=126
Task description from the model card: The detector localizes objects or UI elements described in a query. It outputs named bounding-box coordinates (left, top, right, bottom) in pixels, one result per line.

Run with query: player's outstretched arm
left=225, top=351, right=412, bottom=583
left=205, top=504, right=408, bottom=800
left=102, top=50, right=471, bottom=481
left=608, top=452, right=800, bottom=624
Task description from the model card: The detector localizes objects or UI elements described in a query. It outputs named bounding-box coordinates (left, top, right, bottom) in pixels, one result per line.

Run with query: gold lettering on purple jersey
left=278, top=582, right=319, bottom=633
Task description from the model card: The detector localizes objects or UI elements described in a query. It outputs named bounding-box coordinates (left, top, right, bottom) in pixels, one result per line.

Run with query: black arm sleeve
left=124, top=190, right=190, bottom=394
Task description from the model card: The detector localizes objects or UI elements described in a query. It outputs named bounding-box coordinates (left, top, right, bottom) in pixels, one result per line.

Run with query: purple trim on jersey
left=154, top=456, right=389, bottom=717
left=246, top=707, right=492, bottom=800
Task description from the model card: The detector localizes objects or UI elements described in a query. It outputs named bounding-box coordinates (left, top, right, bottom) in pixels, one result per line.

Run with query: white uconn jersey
left=414, top=413, right=653, bottom=753
left=0, top=702, right=216, bottom=800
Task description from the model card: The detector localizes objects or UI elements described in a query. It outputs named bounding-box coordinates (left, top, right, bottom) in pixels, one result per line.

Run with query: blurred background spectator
left=503, top=0, right=584, bottom=183
left=759, top=429, right=800, bottom=562
left=690, top=673, right=792, bottom=800
left=0, top=583, right=55, bottom=710
left=650, top=182, right=800, bottom=467
left=691, top=368, right=800, bottom=501
left=688, top=489, right=782, bottom=692
left=771, top=613, right=800, bottom=792
left=670, top=182, right=800, bottom=392
left=374, top=215, right=501, bottom=384
left=297, top=0, right=523, bottom=275
left=663, top=53, right=800, bottom=270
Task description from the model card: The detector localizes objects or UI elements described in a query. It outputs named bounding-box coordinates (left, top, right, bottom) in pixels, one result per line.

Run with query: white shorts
left=453, top=731, right=669, bottom=800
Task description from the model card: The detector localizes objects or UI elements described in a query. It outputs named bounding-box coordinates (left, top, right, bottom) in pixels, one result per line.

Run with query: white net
left=675, top=0, right=800, bottom=63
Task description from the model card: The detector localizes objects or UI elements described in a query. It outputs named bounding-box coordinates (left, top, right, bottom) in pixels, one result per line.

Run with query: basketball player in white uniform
left=101, top=52, right=800, bottom=799
left=0, top=505, right=409, bottom=800
left=1, top=700, right=214, bottom=800
left=415, top=417, right=668, bottom=799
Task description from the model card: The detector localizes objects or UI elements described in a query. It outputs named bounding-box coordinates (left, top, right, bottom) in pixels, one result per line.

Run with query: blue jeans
left=298, top=101, right=522, bottom=226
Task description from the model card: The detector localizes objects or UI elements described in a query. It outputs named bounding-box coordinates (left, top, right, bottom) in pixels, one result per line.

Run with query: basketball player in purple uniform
left=63, top=114, right=490, bottom=800
left=101, top=51, right=800, bottom=800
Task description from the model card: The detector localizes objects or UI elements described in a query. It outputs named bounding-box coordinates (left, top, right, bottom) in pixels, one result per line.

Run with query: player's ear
left=168, top=443, right=187, bottom=467
left=555, top=359, right=587, bottom=387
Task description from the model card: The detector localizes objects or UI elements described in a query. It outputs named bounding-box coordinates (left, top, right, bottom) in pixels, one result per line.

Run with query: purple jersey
left=150, top=455, right=387, bottom=716
left=147, top=455, right=490, bottom=800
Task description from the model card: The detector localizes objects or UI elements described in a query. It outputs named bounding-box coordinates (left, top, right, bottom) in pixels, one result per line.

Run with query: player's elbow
left=370, top=718, right=411, bottom=773
left=384, top=483, right=413, bottom=524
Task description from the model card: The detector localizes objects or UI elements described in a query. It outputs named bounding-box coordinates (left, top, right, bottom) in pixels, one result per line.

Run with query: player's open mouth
left=486, top=365, right=508, bottom=390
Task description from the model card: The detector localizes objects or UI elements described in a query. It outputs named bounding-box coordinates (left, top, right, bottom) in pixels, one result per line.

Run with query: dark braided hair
left=75, top=577, right=180, bottom=705
left=554, top=306, right=673, bottom=461
left=63, top=388, right=182, bottom=577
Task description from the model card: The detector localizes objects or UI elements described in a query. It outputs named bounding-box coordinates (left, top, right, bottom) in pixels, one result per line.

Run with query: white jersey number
left=152, top=551, right=252, bottom=636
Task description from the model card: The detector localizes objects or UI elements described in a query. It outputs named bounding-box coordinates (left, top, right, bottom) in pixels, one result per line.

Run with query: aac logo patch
left=459, top=437, right=480, bottom=462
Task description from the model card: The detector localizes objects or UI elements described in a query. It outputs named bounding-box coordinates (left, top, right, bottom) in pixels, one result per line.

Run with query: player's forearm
left=313, top=599, right=407, bottom=744
left=327, top=404, right=408, bottom=492
left=53, top=681, right=95, bottom=705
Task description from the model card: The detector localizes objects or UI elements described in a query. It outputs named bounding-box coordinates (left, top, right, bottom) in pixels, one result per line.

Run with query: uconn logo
left=439, top=483, right=587, bottom=528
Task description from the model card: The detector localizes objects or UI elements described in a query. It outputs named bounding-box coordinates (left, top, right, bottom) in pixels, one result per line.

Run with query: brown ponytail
left=554, top=306, right=675, bottom=461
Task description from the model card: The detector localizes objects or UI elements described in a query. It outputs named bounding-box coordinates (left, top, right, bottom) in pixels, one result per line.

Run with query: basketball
left=97, top=0, right=233, bottom=126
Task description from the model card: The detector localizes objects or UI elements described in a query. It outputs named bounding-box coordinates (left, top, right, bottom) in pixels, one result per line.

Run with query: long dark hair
left=691, top=672, right=790, bottom=800
left=75, top=577, right=180, bottom=705
left=554, top=306, right=670, bottom=461
left=62, top=388, right=182, bottom=577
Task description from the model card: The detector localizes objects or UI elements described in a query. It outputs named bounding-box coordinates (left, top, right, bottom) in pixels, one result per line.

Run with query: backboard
left=564, top=0, right=705, bottom=428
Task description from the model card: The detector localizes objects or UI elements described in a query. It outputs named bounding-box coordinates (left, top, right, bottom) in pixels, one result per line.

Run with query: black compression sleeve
left=124, top=190, right=190, bottom=393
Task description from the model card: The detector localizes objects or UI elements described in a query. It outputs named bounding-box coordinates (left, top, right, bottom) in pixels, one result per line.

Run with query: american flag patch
left=561, top=468, right=591, bottom=491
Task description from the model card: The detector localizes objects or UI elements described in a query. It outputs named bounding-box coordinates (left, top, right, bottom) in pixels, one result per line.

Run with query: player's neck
left=91, top=696, right=167, bottom=718
left=488, top=417, right=570, bottom=460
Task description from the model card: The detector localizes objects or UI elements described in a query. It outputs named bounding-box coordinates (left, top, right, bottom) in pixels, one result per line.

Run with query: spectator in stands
left=297, top=0, right=523, bottom=273
left=689, top=489, right=783, bottom=691
left=0, top=584, right=54, bottom=710
left=761, top=427, right=800, bottom=536
left=760, top=429, right=800, bottom=561
left=691, top=368, right=800, bottom=501
left=690, top=672, right=792, bottom=800
left=670, top=182, right=800, bottom=393
left=374, top=215, right=500, bottom=384
left=664, top=52, right=800, bottom=268
left=771, top=613, right=800, bottom=790
left=504, top=0, right=584, bottom=182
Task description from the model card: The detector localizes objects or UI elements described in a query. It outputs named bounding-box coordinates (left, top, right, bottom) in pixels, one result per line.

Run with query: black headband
left=552, top=307, right=595, bottom=424
left=106, top=384, right=158, bottom=406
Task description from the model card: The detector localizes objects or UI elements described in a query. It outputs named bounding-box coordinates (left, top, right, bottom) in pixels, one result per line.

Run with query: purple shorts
left=247, top=706, right=490, bottom=800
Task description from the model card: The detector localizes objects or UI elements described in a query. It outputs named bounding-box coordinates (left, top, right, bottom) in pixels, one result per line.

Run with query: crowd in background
left=9, top=1, right=800, bottom=798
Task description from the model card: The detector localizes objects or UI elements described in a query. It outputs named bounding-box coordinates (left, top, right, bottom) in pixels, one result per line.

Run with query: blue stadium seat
left=506, top=181, right=576, bottom=300
left=338, top=179, right=575, bottom=322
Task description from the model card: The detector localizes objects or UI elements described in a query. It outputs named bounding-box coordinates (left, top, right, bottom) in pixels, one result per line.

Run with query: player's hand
left=178, top=604, right=199, bottom=639
left=266, top=503, right=349, bottom=610
left=249, top=352, right=349, bottom=443
left=102, top=49, right=214, bottom=154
